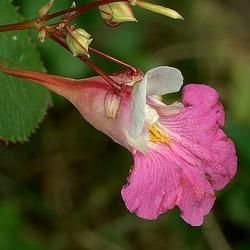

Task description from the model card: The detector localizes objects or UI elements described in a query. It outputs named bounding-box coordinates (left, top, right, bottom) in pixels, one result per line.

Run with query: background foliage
left=0, top=0, right=250, bottom=249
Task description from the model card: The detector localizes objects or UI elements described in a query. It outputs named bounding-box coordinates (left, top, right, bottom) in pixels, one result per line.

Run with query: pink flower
left=0, top=64, right=237, bottom=226
left=120, top=67, right=237, bottom=226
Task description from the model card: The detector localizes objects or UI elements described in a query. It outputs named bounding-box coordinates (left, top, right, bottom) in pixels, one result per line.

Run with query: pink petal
left=168, top=143, right=215, bottom=226
left=121, top=145, right=215, bottom=226
left=121, top=148, right=180, bottom=220
left=157, top=84, right=237, bottom=190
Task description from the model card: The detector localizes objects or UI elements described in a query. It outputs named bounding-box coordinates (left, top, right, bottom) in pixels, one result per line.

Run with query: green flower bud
left=99, top=2, right=137, bottom=27
left=130, top=0, right=183, bottom=20
left=37, top=0, right=54, bottom=20
left=66, top=28, right=93, bottom=57
left=38, top=26, right=47, bottom=43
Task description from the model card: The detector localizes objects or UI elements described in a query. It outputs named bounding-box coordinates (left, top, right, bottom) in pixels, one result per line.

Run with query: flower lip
left=122, top=84, right=237, bottom=226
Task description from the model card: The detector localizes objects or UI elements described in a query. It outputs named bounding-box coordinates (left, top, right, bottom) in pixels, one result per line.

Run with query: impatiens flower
left=122, top=67, right=237, bottom=226
left=0, top=64, right=237, bottom=226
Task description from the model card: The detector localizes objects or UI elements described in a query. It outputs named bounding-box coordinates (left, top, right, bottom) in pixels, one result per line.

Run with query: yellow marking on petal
left=149, top=125, right=170, bottom=144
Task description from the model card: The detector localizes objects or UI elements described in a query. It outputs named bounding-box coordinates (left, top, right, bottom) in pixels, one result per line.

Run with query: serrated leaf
left=0, top=0, right=52, bottom=142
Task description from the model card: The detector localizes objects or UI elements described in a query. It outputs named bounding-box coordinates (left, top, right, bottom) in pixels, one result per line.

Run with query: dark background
left=0, top=0, right=249, bottom=249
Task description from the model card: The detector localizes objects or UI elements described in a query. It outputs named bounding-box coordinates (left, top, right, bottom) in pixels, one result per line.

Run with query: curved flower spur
left=0, top=0, right=237, bottom=226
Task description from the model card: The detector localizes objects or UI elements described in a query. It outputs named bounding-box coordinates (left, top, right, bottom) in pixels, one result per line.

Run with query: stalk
left=0, top=20, right=37, bottom=32
left=0, top=0, right=128, bottom=32
left=89, top=47, right=137, bottom=73
left=45, top=0, right=129, bottom=21
left=48, top=32, right=122, bottom=91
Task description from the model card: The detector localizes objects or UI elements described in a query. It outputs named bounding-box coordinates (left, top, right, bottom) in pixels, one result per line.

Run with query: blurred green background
left=0, top=0, right=250, bottom=249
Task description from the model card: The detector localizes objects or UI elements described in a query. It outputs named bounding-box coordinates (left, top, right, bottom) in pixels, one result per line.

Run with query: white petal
left=147, top=96, right=184, bottom=116
left=145, top=66, right=183, bottom=95
left=145, top=104, right=159, bottom=124
left=129, top=66, right=184, bottom=140
left=124, top=129, right=148, bottom=154
left=129, top=80, right=147, bottom=139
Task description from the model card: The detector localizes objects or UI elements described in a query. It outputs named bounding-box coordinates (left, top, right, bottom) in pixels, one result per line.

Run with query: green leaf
left=0, top=0, right=52, bottom=142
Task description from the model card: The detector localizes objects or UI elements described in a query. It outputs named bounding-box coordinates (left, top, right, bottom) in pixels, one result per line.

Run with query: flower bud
left=99, top=2, right=137, bottom=27
left=66, top=28, right=93, bottom=57
left=130, top=0, right=183, bottom=20
left=37, top=0, right=54, bottom=20
left=71, top=1, right=76, bottom=8
left=104, top=91, right=121, bottom=119
left=38, top=26, right=47, bottom=43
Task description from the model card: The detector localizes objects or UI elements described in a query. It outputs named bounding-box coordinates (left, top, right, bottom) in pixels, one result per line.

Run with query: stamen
left=148, top=125, right=170, bottom=144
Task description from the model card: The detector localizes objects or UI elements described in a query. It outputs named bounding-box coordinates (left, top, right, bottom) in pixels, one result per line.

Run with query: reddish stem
left=0, top=19, right=37, bottom=32
left=0, top=0, right=128, bottom=33
left=45, top=0, right=129, bottom=21
left=48, top=32, right=122, bottom=91
left=81, top=57, right=122, bottom=90
left=89, top=47, right=137, bottom=73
